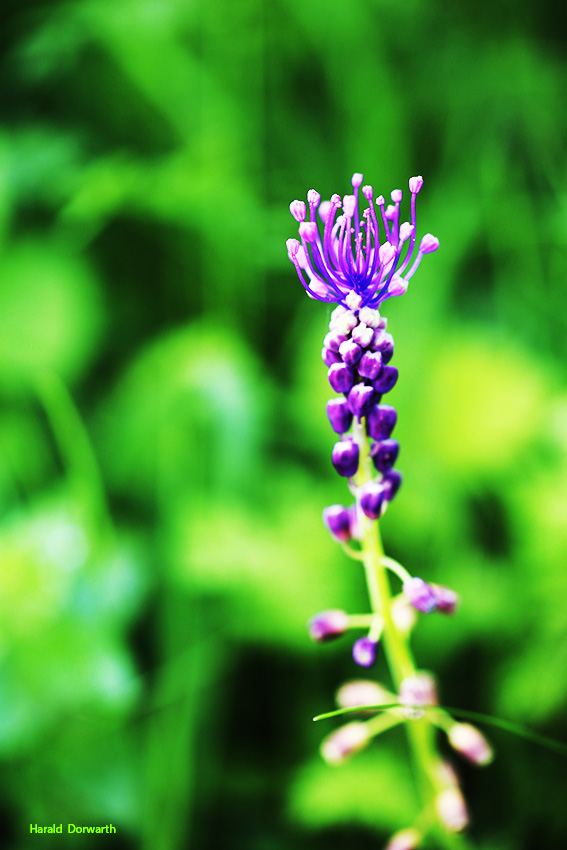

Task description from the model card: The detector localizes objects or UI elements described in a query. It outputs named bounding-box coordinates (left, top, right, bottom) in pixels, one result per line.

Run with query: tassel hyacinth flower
left=287, top=173, right=491, bottom=849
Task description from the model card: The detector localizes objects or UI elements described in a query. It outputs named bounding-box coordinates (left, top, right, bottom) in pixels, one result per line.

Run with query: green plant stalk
left=353, top=417, right=468, bottom=850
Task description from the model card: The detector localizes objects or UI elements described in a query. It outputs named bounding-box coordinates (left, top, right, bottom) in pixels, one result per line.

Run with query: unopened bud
left=448, top=723, right=494, bottom=766
left=320, top=721, right=371, bottom=765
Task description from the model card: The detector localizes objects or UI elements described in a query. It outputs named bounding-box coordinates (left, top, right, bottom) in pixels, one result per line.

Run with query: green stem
left=352, top=418, right=471, bottom=850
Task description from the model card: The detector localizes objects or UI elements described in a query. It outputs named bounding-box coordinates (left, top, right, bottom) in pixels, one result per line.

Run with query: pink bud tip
left=436, top=788, right=469, bottom=832
left=362, top=184, right=373, bottom=200
left=385, top=204, right=396, bottom=220
left=391, top=189, right=403, bottom=203
left=298, top=221, right=318, bottom=242
left=307, top=189, right=321, bottom=206
left=399, top=222, right=414, bottom=242
left=388, top=275, right=408, bottom=298
left=385, top=828, right=422, bottom=850
left=286, top=238, right=300, bottom=260
left=379, top=243, right=396, bottom=265
left=351, top=173, right=364, bottom=188
left=409, top=175, right=424, bottom=194
left=290, top=200, right=306, bottom=222
left=330, top=193, right=342, bottom=206
left=376, top=195, right=385, bottom=206
left=419, top=233, right=440, bottom=253
left=342, top=195, right=356, bottom=218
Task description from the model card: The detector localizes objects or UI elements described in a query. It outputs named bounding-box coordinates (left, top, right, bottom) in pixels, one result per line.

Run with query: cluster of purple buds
left=308, top=608, right=382, bottom=669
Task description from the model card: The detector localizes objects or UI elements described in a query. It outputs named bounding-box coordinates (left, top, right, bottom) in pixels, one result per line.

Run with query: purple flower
left=347, top=383, right=375, bottom=418
left=322, top=347, right=341, bottom=367
left=371, top=330, right=395, bottom=364
left=403, top=577, right=438, bottom=613
left=367, top=403, right=397, bottom=440
left=327, top=362, right=355, bottom=393
left=322, top=504, right=353, bottom=541
left=287, top=174, right=438, bottom=308
left=331, top=439, right=359, bottom=477
left=358, top=351, right=383, bottom=380
left=431, top=584, right=459, bottom=615
left=326, top=398, right=353, bottom=434
left=308, top=609, right=350, bottom=642
left=373, top=365, right=398, bottom=394
left=381, top=469, right=402, bottom=500
left=359, top=481, right=386, bottom=520
left=338, top=340, right=362, bottom=366
left=371, top=439, right=400, bottom=473
left=352, top=636, right=379, bottom=667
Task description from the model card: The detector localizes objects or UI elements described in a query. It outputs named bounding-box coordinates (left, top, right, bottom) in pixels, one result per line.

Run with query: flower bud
left=323, top=331, right=347, bottom=352
left=347, top=383, right=375, bottom=418
left=391, top=595, right=417, bottom=633
left=290, top=200, right=306, bottom=222
left=419, top=233, right=440, bottom=254
left=448, top=723, right=494, bottom=766
left=307, top=188, right=321, bottom=207
left=432, top=584, right=459, bottom=615
left=373, top=365, right=398, bottom=394
left=351, top=322, right=374, bottom=348
left=334, top=310, right=358, bottom=334
left=367, top=404, right=397, bottom=440
left=345, top=290, right=362, bottom=310
left=352, top=636, right=379, bottom=667
left=358, top=351, right=383, bottom=380
left=399, top=672, right=437, bottom=718
left=403, top=577, right=438, bottom=613
left=359, top=481, right=386, bottom=520
left=371, top=439, right=400, bottom=473
left=308, top=609, right=349, bottom=642
left=331, top=439, right=359, bottom=477
left=322, top=504, right=353, bottom=541
left=391, top=189, right=403, bottom=203
left=358, top=306, right=381, bottom=328
left=409, top=175, right=424, bottom=194
left=320, top=721, right=371, bottom=765
left=326, top=398, right=353, bottom=434
left=338, top=339, right=362, bottom=366
left=298, top=221, right=318, bottom=242
left=382, top=469, right=402, bottom=500
left=327, top=363, right=355, bottom=393
left=336, top=680, right=393, bottom=710
left=371, top=330, right=395, bottom=363
left=322, top=347, right=341, bottom=367
left=436, top=788, right=468, bottom=832
left=385, top=828, right=422, bottom=850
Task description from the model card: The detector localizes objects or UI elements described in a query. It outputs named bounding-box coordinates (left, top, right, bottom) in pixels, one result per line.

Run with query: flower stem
left=352, top=417, right=471, bottom=850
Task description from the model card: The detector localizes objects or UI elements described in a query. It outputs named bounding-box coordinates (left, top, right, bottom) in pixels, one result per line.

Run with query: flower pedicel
left=287, top=173, right=492, bottom=848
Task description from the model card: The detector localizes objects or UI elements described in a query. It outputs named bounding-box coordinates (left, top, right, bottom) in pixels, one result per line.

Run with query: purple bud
left=373, top=365, right=398, bottom=394
left=358, top=351, right=383, bottom=380
left=328, top=363, right=355, bottom=394
left=391, top=189, right=403, bottom=203
left=336, top=680, right=392, bottom=710
left=371, top=439, right=399, bottom=473
left=371, top=330, right=394, bottom=364
left=308, top=609, right=349, bottom=642
left=432, top=584, right=459, bottom=615
left=326, top=398, right=353, bottom=434
left=359, top=481, right=385, bottom=520
left=322, top=347, right=341, bottom=367
left=324, top=331, right=347, bottom=352
left=338, top=340, right=362, bottom=366
left=347, top=383, right=374, bottom=418
left=403, top=577, right=438, bottom=613
left=322, top=504, right=352, bottom=542
left=332, top=439, right=359, bottom=477
left=352, top=636, right=379, bottom=667
left=367, top=404, right=397, bottom=440
left=286, top=238, right=300, bottom=260
left=362, top=184, right=373, bottom=201
left=298, top=221, right=318, bottom=242
left=419, top=233, right=440, bottom=254
left=351, top=172, right=364, bottom=188
left=381, top=469, right=402, bottom=500
left=290, top=200, right=306, bottom=222
left=409, top=175, right=424, bottom=194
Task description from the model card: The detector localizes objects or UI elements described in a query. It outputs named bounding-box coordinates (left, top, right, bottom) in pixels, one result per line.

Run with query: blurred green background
left=1, top=0, right=566, bottom=847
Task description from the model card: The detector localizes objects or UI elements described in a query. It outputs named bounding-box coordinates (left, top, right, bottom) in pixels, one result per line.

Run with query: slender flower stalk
left=287, top=173, right=488, bottom=849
